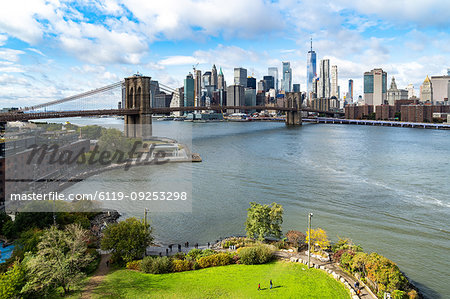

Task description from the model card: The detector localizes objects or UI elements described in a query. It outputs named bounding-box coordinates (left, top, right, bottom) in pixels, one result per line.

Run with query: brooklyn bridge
left=0, top=74, right=343, bottom=139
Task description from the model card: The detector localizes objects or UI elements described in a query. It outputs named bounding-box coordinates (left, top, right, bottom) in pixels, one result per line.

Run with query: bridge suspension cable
left=21, top=81, right=124, bottom=112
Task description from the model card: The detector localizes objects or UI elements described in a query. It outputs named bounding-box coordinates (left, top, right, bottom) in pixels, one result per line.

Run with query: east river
left=60, top=118, right=449, bottom=298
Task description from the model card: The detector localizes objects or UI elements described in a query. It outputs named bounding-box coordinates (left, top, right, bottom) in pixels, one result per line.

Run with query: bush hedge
left=197, top=253, right=232, bottom=268
left=141, top=256, right=172, bottom=274
left=237, top=244, right=274, bottom=265
left=126, top=260, right=142, bottom=271
left=172, top=259, right=191, bottom=272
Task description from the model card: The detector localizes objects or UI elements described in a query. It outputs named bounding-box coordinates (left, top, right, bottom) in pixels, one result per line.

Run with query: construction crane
left=192, top=63, right=199, bottom=72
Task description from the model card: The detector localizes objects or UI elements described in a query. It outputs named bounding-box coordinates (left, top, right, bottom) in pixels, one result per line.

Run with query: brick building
left=345, top=104, right=374, bottom=119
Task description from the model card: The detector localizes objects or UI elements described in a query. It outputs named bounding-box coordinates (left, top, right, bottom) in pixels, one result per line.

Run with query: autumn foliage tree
left=286, top=230, right=306, bottom=248
left=305, top=228, right=330, bottom=252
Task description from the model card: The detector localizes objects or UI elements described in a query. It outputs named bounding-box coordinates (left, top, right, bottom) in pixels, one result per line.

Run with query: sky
left=1, top=0, right=450, bottom=108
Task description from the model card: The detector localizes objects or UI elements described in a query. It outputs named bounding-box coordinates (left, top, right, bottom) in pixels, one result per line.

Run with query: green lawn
left=92, top=261, right=350, bottom=299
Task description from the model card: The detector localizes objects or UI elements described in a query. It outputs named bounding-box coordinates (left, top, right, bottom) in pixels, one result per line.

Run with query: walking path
left=81, top=254, right=111, bottom=299
left=275, top=251, right=376, bottom=299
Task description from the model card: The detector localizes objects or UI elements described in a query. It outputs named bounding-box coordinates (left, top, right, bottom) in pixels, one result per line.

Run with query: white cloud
left=122, top=0, right=283, bottom=40
left=0, top=34, right=7, bottom=46
left=0, top=49, right=25, bottom=62
left=159, top=56, right=201, bottom=66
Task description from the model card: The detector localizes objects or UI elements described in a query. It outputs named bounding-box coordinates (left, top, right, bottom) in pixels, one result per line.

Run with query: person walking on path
left=258, top=283, right=261, bottom=291
left=270, top=280, right=273, bottom=289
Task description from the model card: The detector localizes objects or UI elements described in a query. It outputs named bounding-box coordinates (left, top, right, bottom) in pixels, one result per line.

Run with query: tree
left=286, top=230, right=306, bottom=248
left=306, top=228, right=330, bottom=252
left=101, top=217, right=153, bottom=263
left=22, top=224, right=94, bottom=295
left=0, top=260, right=26, bottom=298
left=245, top=202, right=283, bottom=241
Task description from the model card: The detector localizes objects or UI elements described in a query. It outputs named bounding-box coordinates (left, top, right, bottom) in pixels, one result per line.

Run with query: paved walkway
left=275, top=251, right=376, bottom=299
left=81, top=254, right=111, bottom=299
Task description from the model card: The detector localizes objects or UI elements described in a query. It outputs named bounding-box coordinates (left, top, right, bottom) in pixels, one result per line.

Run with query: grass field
left=92, top=261, right=350, bottom=299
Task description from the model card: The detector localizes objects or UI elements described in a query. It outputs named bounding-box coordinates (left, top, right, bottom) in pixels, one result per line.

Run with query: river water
left=60, top=118, right=449, bottom=298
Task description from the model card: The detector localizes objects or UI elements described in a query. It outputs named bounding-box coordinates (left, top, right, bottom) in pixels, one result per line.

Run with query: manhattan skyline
left=1, top=0, right=450, bottom=108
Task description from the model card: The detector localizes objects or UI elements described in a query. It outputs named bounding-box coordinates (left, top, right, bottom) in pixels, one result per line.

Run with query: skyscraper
left=247, top=77, right=256, bottom=89
left=364, top=68, right=387, bottom=106
left=293, top=84, right=300, bottom=92
left=331, top=65, right=338, bottom=98
left=268, top=67, right=279, bottom=91
left=282, top=62, right=292, bottom=92
left=420, top=75, right=433, bottom=102
left=211, top=64, right=218, bottom=89
left=263, top=75, right=274, bottom=90
left=318, top=59, right=330, bottom=98
left=234, top=67, right=247, bottom=86
left=348, top=79, right=354, bottom=100
left=226, top=84, right=245, bottom=113
left=184, top=73, right=195, bottom=109
left=406, top=84, right=415, bottom=99
left=218, top=68, right=225, bottom=90
left=387, top=77, right=408, bottom=105
left=194, top=69, right=202, bottom=107
left=306, top=38, right=317, bottom=97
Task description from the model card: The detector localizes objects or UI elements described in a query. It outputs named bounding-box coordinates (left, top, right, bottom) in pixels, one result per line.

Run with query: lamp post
left=308, top=212, right=313, bottom=268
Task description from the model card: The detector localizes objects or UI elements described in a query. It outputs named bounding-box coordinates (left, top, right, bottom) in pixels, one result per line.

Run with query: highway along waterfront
left=61, top=118, right=450, bottom=298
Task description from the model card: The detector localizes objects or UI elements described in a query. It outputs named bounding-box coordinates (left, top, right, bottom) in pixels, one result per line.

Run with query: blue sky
left=1, top=0, right=449, bottom=108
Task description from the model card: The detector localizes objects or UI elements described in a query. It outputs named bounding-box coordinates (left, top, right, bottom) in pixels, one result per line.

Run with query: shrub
left=126, top=260, right=142, bottom=271
left=141, top=256, right=172, bottom=274
left=192, top=262, right=201, bottom=270
left=407, top=290, right=419, bottom=299
left=173, top=259, right=191, bottom=272
left=339, top=251, right=355, bottom=270
left=198, top=253, right=232, bottom=268
left=173, top=252, right=185, bottom=260
left=286, top=230, right=306, bottom=247
left=238, top=245, right=275, bottom=265
left=232, top=254, right=240, bottom=264
left=186, top=248, right=215, bottom=260
left=391, top=290, right=408, bottom=299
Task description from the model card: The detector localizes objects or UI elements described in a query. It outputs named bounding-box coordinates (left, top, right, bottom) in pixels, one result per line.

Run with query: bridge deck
left=0, top=106, right=343, bottom=121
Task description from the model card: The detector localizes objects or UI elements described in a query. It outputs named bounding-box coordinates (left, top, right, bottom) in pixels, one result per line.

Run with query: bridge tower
left=124, top=75, right=152, bottom=140
left=285, top=92, right=302, bottom=125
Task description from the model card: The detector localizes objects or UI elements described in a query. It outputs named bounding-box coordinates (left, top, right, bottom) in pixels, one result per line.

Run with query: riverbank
left=304, top=117, right=450, bottom=129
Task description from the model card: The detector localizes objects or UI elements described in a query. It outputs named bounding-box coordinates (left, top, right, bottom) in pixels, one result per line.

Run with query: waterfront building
left=420, top=75, right=433, bottom=102
left=256, top=91, right=266, bottom=106
left=331, top=65, right=338, bottom=98
left=218, top=68, right=225, bottom=90
left=268, top=67, right=279, bottom=91
left=282, top=62, right=292, bottom=92
left=247, top=76, right=256, bottom=89
left=244, top=88, right=256, bottom=113
left=184, top=73, right=195, bottom=109
left=401, top=105, right=433, bottom=122
left=234, top=67, right=247, bottom=86
left=318, top=59, right=330, bottom=98
left=293, top=84, right=300, bottom=92
left=364, top=68, right=387, bottom=106
left=345, top=104, right=374, bottom=119
left=406, top=83, right=415, bottom=99
left=263, top=76, right=275, bottom=91
left=211, top=65, right=218, bottom=90
left=430, top=75, right=450, bottom=103
left=387, top=77, right=408, bottom=105
left=348, top=79, right=354, bottom=100
left=194, top=69, right=202, bottom=107
left=226, top=84, right=245, bottom=113
left=306, top=37, right=317, bottom=97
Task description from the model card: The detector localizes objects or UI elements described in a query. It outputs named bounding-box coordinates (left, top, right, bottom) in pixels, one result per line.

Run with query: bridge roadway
left=0, top=106, right=344, bottom=122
